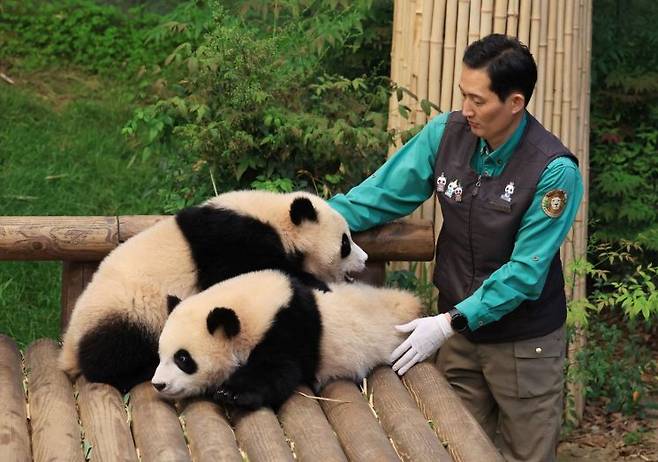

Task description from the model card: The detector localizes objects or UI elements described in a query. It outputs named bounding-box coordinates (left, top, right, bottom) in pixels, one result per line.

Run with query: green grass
left=0, top=69, right=165, bottom=347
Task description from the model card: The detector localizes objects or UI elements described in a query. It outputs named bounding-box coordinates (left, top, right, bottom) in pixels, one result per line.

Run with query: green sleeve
left=328, top=112, right=449, bottom=231
left=456, top=156, right=584, bottom=330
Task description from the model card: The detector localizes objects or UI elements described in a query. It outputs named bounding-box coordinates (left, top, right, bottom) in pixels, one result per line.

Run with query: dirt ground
left=558, top=400, right=658, bottom=461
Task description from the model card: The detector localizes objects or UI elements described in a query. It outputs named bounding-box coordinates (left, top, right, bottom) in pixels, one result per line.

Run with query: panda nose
left=152, top=381, right=166, bottom=392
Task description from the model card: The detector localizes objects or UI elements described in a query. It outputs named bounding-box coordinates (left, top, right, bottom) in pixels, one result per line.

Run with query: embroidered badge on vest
left=500, top=181, right=515, bottom=202
left=542, top=189, right=568, bottom=218
left=436, top=172, right=447, bottom=193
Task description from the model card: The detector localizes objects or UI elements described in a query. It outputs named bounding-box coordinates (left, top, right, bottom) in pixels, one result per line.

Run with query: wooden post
left=61, top=261, right=99, bottom=332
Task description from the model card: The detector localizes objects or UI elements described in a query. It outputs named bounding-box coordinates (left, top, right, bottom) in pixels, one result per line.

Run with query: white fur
left=153, top=269, right=422, bottom=399
left=59, top=190, right=367, bottom=379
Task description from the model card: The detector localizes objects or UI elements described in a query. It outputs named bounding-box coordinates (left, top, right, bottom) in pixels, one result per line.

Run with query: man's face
left=459, top=66, right=523, bottom=148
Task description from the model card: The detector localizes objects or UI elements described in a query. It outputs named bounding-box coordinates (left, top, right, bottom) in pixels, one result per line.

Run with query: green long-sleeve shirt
left=329, top=111, right=584, bottom=331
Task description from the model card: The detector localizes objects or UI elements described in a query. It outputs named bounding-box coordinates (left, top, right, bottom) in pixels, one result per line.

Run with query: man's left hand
left=390, top=313, right=455, bottom=375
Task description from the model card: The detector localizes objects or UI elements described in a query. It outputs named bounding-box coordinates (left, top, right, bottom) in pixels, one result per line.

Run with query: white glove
left=390, top=313, right=455, bottom=375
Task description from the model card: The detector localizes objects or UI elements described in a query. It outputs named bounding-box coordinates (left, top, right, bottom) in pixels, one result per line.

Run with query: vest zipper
left=467, top=174, right=482, bottom=293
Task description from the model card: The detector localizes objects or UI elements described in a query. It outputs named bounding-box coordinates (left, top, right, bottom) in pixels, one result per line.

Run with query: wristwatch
left=448, top=308, right=468, bottom=333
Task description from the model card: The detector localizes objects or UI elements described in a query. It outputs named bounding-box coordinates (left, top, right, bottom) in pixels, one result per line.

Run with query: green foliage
left=386, top=262, right=437, bottom=315
left=0, top=72, right=164, bottom=346
left=0, top=0, right=166, bottom=75
left=570, top=321, right=655, bottom=415
left=566, top=238, right=658, bottom=326
left=123, top=1, right=392, bottom=207
left=588, top=0, right=658, bottom=250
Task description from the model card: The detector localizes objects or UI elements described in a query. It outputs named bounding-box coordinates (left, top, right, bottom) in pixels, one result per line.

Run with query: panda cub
left=152, top=269, right=423, bottom=410
left=59, top=190, right=367, bottom=392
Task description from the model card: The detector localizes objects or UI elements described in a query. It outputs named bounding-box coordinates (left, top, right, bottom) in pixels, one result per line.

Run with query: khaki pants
left=437, top=324, right=566, bottom=462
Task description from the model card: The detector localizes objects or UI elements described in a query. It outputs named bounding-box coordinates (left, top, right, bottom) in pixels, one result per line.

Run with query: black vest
left=433, top=111, right=578, bottom=343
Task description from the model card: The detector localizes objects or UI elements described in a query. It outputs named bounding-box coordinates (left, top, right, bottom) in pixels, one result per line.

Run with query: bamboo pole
left=417, top=0, right=435, bottom=126
left=543, top=0, right=558, bottom=131
left=569, top=0, right=583, bottom=151
left=469, top=0, right=482, bottom=44
left=505, top=0, right=519, bottom=37
left=534, top=0, right=549, bottom=123
left=480, top=0, right=493, bottom=37
left=560, top=0, right=574, bottom=149
left=526, top=0, right=540, bottom=115
left=440, top=0, right=458, bottom=112
left=410, top=0, right=423, bottom=125
left=518, top=0, right=531, bottom=45
left=388, top=0, right=403, bottom=140
left=428, top=0, right=447, bottom=115
left=552, top=0, right=566, bottom=137
left=493, top=0, right=508, bottom=33
left=452, top=0, right=471, bottom=108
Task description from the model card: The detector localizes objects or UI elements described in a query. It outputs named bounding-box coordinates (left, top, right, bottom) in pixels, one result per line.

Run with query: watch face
left=451, top=312, right=468, bottom=332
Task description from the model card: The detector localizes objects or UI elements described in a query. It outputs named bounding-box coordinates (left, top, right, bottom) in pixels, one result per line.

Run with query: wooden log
left=0, top=217, right=434, bottom=263
left=369, top=367, right=451, bottom=462
left=353, top=219, right=434, bottom=262
left=320, top=380, right=399, bottom=462
left=0, top=335, right=31, bottom=462
left=403, top=362, right=503, bottom=462
left=231, top=408, right=295, bottom=462
left=61, top=261, right=99, bottom=332
left=180, top=399, right=242, bottom=462
left=130, top=382, right=191, bottom=462
left=117, top=215, right=167, bottom=242
left=76, top=377, right=138, bottom=462
left=278, top=386, right=348, bottom=462
left=355, top=262, right=387, bottom=286
left=0, top=216, right=117, bottom=261
left=25, top=339, right=84, bottom=462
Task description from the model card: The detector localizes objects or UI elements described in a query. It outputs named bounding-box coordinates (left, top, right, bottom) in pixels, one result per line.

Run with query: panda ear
left=290, top=197, right=318, bottom=225
left=207, top=307, right=241, bottom=338
left=167, top=295, right=182, bottom=314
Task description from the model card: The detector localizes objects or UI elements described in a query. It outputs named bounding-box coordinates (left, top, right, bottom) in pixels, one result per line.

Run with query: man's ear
left=509, top=92, right=525, bottom=114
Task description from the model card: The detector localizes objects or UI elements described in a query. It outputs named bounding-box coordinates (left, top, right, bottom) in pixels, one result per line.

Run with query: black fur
left=211, top=279, right=322, bottom=411
left=176, top=205, right=330, bottom=292
left=78, top=317, right=159, bottom=393
left=289, top=197, right=318, bottom=225
left=207, top=307, right=240, bottom=337
left=167, top=295, right=182, bottom=314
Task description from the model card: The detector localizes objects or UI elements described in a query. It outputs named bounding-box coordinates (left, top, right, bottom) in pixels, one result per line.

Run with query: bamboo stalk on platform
left=452, top=0, right=471, bottom=108
left=428, top=0, right=447, bottom=116
left=560, top=0, right=574, bottom=149
left=480, top=0, right=493, bottom=36
left=440, top=0, right=458, bottom=112
left=543, top=0, right=558, bottom=131
left=493, top=0, right=507, bottom=33
left=506, top=0, right=519, bottom=36
left=526, top=0, right=540, bottom=115
left=469, top=0, right=481, bottom=44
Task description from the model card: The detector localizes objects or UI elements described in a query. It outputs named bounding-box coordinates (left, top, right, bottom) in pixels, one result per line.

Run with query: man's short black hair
left=463, top=34, right=537, bottom=107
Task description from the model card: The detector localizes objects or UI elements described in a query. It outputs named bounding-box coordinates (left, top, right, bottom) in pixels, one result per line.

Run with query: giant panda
left=59, top=190, right=368, bottom=392
left=151, top=269, right=423, bottom=410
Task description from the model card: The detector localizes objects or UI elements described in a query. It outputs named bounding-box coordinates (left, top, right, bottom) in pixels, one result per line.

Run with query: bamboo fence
left=387, top=0, right=592, bottom=422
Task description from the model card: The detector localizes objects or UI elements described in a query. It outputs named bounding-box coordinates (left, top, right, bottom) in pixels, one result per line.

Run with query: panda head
left=152, top=271, right=292, bottom=400
left=207, top=190, right=368, bottom=283
left=286, top=193, right=368, bottom=282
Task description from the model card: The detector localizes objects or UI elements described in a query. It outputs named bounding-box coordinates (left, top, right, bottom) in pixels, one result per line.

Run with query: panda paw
left=213, top=386, right=264, bottom=410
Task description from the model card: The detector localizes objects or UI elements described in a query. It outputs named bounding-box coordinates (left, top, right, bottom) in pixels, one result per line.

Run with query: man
left=328, top=34, right=584, bottom=461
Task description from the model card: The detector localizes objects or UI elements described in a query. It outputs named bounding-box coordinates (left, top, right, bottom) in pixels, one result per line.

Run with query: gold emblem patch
left=541, top=189, right=567, bottom=218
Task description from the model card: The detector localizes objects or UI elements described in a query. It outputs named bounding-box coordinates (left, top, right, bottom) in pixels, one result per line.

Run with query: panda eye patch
left=174, top=349, right=198, bottom=374
left=340, top=233, right=351, bottom=259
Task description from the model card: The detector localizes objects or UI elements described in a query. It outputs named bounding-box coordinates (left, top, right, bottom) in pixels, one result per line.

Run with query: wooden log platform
left=0, top=335, right=502, bottom=462
left=0, top=216, right=503, bottom=461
